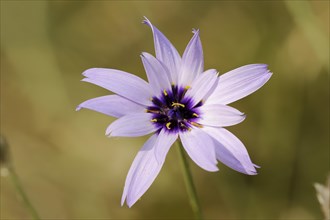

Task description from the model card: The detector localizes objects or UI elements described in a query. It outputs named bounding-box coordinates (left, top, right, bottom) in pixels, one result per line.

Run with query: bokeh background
left=1, top=1, right=329, bottom=219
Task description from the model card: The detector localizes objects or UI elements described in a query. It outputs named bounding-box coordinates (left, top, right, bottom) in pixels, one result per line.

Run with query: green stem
left=176, top=141, right=203, bottom=220
left=8, top=165, right=41, bottom=220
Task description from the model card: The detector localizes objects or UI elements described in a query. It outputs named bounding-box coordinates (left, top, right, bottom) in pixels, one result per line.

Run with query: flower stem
left=8, top=164, right=41, bottom=220
left=176, top=141, right=203, bottom=220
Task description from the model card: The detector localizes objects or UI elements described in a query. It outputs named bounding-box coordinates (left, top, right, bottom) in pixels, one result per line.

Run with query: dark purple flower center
left=146, top=85, right=202, bottom=133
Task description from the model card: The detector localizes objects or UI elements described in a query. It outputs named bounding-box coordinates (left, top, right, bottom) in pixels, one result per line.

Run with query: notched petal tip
left=105, top=126, right=113, bottom=137
left=245, top=63, right=268, bottom=70
left=261, top=70, right=273, bottom=87
left=266, top=69, right=273, bottom=77
left=192, top=28, right=199, bottom=34
left=127, top=199, right=137, bottom=208
left=248, top=171, right=258, bottom=175
left=122, top=195, right=136, bottom=208
left=142, top=16, right=151, bottom=26
left=256, top=64, right=273, bottom=79
left=244, top=164, right=260, bottom=175
left=234, top=111, right=246, bottom=124
left=82, top=68, right=99, bottom=77
left=254, top=164, right=261, bottom=169
left=208, top=166, right=220, bottom=172
left=105, top=132, right=111, bottom=137
left=140, top=51, right=150, bottom=59
left=75, top=105, right=82, bottom=111
left=139, top=54, right=145, bottom=61
left=81, top=78, right=95, bottom=85
left=258, top=63, right=268, bottom=67
left=249, top=169, right=258, bottom=175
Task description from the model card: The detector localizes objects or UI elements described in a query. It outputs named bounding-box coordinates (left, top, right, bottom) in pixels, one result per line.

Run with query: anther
left=181, top=86, right=190, bottom=98
left=149, top=97, right=154, bottom=101
left=192, top=113, right=199, bottom=117
left=163, top=89, right=168, bottom=96
left=179, top=122, right=189, bottom=130
left=180, top=123, right=192, bottom=131
left=150, top=119, right=158, bottom=122
left=171, top=102, right=185, bottom=108
left=190, top=122, right=203, bottom=128
left=146, top=109, right=161, bottom=114
left=166, top=122, right=171, bottom=129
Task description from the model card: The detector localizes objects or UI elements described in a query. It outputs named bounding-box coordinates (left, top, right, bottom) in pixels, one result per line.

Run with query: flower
left=314, top=174, right=330, bottom=219
left=77, top=17, right=272, bottom=207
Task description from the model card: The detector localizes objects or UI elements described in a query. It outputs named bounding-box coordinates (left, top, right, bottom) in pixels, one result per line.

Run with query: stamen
left=147, top=86, right=203, bottom=133
left=180, top=86, right=190, bottom=99
left=181, top=122, right=192, bottom=131
left=163, top=89, right=168, bottom=96
left=146, top=109, right=161, bottom=114
left=190, top=121, right=203, bottom=128
left=171, top=102, right=185, bottom=108
left=179, top=122, right=189, bottom=130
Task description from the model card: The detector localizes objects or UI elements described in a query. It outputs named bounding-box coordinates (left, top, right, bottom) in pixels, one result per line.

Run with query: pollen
left=190, top=121, right=203, bottom=128
left=163, top=89, right=168, bottom=96
left=185, top=86, right=191, bottom=90
left=150, top=118, right=158, bottom=122
left=166, top=122, right=171, bottom=129
left=192, top=113, right=199, bottom=117
left=171, top=102, right=185, bottom=108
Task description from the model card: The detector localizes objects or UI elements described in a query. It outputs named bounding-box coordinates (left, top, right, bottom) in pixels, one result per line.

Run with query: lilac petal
left=143, top=17, right=181, bottom=84
left=185, top=69, right=219, bottom=107
left=203, top=126, right=258, bottom=175
left=106, top=113, right=157, bottom=137
left=179, top=29, right=204, bottom=86
left=206, top=64, right=272, bottom=105
left=179, top=128, right=218, bottom=172
left=154, top=129, right=178, bottom=163
left=76, top=95, right=145, bottom=118
left=121, top=134, right=157, bottom=207
left=198, top=104, right=246, bottom=127
left=141, top=52, right=172, bottom=93
left=121, top=132, right=174, bottom=207
left=82, top=68, right=153, bottom=106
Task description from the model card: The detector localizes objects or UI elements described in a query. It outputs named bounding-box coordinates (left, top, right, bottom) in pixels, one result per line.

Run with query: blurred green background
left=1, top=1, right=329, bottom=219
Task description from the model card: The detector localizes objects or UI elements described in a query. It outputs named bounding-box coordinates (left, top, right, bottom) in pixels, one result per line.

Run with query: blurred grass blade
left=0, top=135, right=41, bottom=220
left=285, top=1, right=329, bottom=69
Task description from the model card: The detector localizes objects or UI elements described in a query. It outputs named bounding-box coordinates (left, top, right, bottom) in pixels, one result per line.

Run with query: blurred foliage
left=0, top=1, right=329, bottom=219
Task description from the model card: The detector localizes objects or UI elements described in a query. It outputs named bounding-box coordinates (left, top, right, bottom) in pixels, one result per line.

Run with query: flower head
left=77, top=17, right=272, bottom=207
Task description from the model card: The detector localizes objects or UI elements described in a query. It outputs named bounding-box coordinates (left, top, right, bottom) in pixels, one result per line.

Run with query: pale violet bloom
left=77, top=17, right=272, bottom=207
